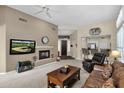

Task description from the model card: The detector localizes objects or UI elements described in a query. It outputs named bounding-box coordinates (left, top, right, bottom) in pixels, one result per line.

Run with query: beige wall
left=0, top=6, right=58, bottom=72
left=70, top=31, right=78, bottom=58
left=73, top=21, right=117, bottom=60
left=0, top=6, right=6, bottom=72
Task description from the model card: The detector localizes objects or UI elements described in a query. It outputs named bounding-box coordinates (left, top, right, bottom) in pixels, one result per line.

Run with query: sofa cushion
left=117, top=71, right=124, bottom=88
left=107, top=64, right=112, bottom=72
left=112, top=61, right=124, bottom=70
left=102, top=78, right=115, bottom=88
left=83, top=61, right=124, bottom=88
left=83, top=70, right=105, bottom=88
left=118, top=79, right=124, bottom=88
left=102, top=70, right=111, bottom=80
left=112, top=66, right=124, bottom=87
left=104, top=64, right=112, bottom=74
left=102, top=64, right=112, bottom=80
left=83, top=77, right=104, bottom=88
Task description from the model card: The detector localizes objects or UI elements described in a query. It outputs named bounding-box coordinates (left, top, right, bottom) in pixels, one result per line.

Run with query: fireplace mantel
left=36, top=46, right=54, bottom=49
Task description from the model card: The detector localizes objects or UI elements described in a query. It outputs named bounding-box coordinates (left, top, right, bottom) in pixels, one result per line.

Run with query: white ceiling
left=8, top=5, right=121, bottom=35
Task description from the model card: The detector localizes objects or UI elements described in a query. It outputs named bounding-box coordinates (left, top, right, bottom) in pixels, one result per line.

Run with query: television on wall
left=10, top=39, right=36, bottom=55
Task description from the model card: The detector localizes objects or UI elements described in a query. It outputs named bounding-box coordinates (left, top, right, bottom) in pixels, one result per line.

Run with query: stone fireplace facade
left=39, top=50, right=50, bottom=60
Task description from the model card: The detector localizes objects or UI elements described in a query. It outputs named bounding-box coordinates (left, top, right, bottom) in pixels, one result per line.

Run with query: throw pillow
left=102, top=65, right=112, bottom=80
left=102, top=70, right=111, bottom=80
left=102, top=78, right=115, bottom=88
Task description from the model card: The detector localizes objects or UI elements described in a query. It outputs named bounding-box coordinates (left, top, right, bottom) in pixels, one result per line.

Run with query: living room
left=0, top=2, right=124, bottom=91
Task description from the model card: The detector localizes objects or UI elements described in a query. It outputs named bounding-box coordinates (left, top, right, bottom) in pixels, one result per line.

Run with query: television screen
left=10, top=39, right=36, bottom=54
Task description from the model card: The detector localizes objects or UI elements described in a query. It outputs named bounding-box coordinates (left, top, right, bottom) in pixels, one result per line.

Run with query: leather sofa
left=111, top=61, right=124, bottom=87
left=82, top=61, right=124, bottom=88
left=83, top=53, right=106, bottom=73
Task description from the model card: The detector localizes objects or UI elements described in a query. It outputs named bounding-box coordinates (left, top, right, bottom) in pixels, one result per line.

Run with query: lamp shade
left=110, top=50, right=121, bottom=59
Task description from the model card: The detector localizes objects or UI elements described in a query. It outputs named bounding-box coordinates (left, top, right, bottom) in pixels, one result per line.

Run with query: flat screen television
left=10, top=39, right=36, bottom=55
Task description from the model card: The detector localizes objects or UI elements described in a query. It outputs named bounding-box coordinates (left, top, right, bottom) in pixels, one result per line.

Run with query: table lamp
left=110, top=50, right=121, bottom=61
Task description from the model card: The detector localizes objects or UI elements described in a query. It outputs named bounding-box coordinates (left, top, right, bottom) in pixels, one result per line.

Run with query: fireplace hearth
left=39, top=50, right=50, bottom=60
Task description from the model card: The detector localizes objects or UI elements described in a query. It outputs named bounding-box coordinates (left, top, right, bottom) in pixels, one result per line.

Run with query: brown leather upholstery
left=82, top=61, right=124, bottom=88
left=83, top=70, right=105, bottom=88
left=118, top=79, right=124, bottom=88
left=112, top=61, right=124, bottom=88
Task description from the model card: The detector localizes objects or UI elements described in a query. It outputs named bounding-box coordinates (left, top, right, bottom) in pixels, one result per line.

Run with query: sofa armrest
left=93, top=65, right=104, bottom=71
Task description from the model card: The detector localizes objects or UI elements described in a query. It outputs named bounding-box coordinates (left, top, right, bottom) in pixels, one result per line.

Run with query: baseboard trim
left=75, top=58, right=82, bottom=61
left=0, top=72, right=7, bottom=75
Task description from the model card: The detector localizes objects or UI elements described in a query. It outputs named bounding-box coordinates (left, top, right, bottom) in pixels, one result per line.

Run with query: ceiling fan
left=35, top=5, right=52, bottom=18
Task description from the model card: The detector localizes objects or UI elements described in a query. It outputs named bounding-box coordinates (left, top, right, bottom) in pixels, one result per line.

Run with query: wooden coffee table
left=47, top=65, right=80, bottom=88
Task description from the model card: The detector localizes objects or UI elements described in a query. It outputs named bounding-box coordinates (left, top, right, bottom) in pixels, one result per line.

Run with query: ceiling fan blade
left=34, top=5, right=52, bottom=18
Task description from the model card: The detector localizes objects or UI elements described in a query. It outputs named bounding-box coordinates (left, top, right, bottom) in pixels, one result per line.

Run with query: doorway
left=61, top=40, right=67, bottom=56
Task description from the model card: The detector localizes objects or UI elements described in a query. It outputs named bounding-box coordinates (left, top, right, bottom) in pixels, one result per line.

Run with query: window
left=117, top=25, right=124, bottom=62
left=116, top=9, right=123, bottom=28
left=116, top=6, right=124, bottom=62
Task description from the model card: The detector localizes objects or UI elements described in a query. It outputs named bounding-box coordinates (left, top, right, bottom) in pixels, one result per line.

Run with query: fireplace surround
left=39, top=50, right=50, bottom=60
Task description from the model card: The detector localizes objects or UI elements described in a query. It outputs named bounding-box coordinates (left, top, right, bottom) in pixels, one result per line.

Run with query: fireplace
left=39, top=50, right=50, bottom=60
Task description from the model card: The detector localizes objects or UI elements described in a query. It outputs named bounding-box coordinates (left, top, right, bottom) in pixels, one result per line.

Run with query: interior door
left=61, top=40, right=67, bottom=56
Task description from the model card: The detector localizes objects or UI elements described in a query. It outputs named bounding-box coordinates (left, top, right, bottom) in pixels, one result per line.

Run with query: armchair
left=82, top=53, right=106, bottom=73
